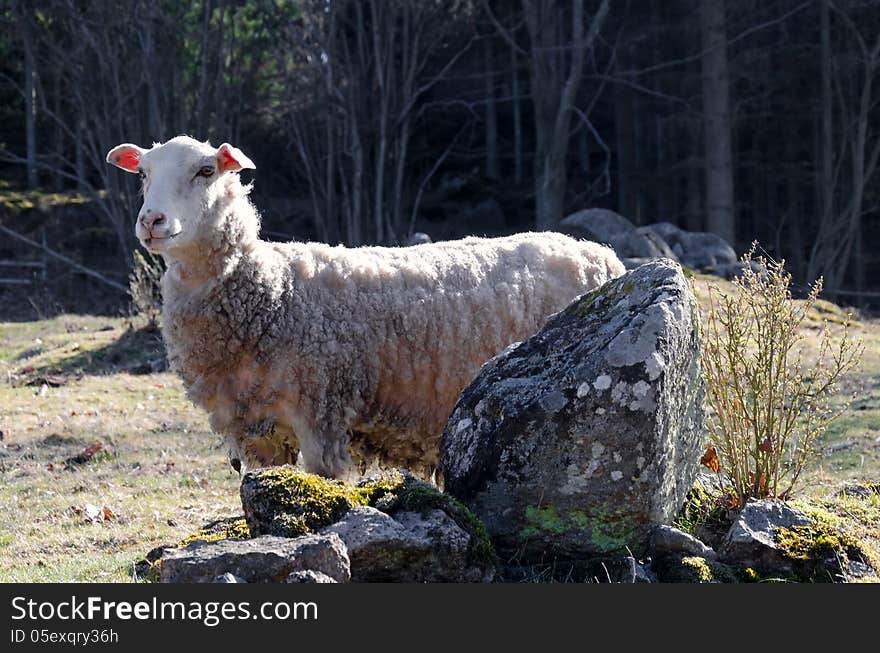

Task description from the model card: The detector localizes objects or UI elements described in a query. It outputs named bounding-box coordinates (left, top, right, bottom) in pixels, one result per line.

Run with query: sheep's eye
left=197, top=166, right=215, bottom=178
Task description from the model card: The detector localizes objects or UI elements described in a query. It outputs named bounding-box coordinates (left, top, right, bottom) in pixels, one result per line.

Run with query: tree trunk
left=700, top=0, right=735, bottom=244
left=21, top=4, right=37, bottom=189
left=614, top=55, right=637, bottom=221
left=484, top=38, right=499, bottom=180
left=526, top=0, right=609, bottom=230
left=511, top=43, right=523, bottom=184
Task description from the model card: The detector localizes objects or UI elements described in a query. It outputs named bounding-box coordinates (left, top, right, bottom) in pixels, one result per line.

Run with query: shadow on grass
left=21, top=326, right=167, bottom=381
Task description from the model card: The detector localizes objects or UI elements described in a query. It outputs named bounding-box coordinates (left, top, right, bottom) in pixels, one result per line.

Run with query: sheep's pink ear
left=216, top=143, right=255, bottom=173
left=106, top=143, right=145, bottom=173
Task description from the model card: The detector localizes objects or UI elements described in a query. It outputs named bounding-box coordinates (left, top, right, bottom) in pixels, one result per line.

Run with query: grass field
left=0, top=275, right=878, bottom=582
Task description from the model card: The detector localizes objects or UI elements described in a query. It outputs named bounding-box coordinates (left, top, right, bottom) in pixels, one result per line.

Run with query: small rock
left=286, top=570, right=338, bottom=583
left=617, top=557, right=656, bottom=583
left=159, top=533, right=350, bottom=583
left=322, top=506, right=491, bottom=582
left=836, top=483, right=880, bottom=500
left=213, top=572, right=247, bottom=583
left=651, top=525, right=717, bottom=560
left=717, top=499, right=811, bottom=574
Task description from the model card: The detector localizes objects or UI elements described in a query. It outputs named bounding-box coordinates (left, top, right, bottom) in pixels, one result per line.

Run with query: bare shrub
left=700, top=243, right=863, bottom=505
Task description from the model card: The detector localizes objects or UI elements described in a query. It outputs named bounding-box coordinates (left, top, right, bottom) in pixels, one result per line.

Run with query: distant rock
left=159, top=533, right=350, bottom=583
left=560, top=208, right=635, bottom=242
left=441, top=260, right=704, bottom=562
left=406, top=232, right=432, bottom=246
left=560, top=209, right=678, bottom=263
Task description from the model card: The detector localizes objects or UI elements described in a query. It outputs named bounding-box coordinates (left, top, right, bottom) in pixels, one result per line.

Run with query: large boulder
left=159, top=533, right=351, bottom=583
left=441, top=260, right=704, bottom=562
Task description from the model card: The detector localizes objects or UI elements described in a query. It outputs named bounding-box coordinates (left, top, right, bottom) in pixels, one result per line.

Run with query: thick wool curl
left=158, top=172, right=624, bottom=481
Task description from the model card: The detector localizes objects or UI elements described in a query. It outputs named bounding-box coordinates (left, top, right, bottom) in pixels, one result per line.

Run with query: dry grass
left=0, top=316, right=239, bottom=582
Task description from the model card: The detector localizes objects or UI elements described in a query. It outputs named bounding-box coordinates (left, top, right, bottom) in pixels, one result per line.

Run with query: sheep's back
left=265, top=232, right=621, bottom=433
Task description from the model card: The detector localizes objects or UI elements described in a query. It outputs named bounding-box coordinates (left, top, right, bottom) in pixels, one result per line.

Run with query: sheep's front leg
left=295, top=421, right=355, bottom=480
left=226, top=421, right=300, bottom=475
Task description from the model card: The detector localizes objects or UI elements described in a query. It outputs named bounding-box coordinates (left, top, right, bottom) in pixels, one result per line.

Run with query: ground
left=0, top=315, right=239, bottom=581
left=0, top=274, right=878, bottom=582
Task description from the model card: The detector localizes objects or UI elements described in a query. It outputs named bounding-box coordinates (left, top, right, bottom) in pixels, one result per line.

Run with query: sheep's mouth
left=143, top=231, right=181, bottom=246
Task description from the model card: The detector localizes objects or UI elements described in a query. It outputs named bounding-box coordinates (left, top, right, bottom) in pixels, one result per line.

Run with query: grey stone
left=559, top=209, right=635, bottom=245
left=286, top=570, right=338, bottom=583
left=321, top=506, right=492, bottom=582
left=159, top=533, right=351, bottom=583
left=846, top=560, right=879, bottom=582
left=836, top=483, right=880, bottom=500
left=651, top=525, right=717, bottom=560
left=559, top=209, right=638, bottom=259
left=642, top=223, right=738, bottom=273
left=619, top=557, right=656, bottom=583
left=559, top=211, right=679, bottom=263
left=673, top=231, right=738, bottom=270
left=441, top=260, right=704, bottom=562
left=717, top=499, right=811, bottom=574
left=406, top=232, right=432, bottom=246
left=641, top=222, right=685, bottom=248
left=212, top=572, right=247, bottom=583
left=622, top=257, right=654, bottom=270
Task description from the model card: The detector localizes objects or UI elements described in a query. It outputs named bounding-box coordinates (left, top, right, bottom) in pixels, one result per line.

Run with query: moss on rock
left=774, top=522, right=878, bottom=582
left=176, top=516, right=251, bottom=548
left=656, top=554, right=741, bottom=583
left=240, top=466, right=405, bottom=537
left=374, top=475, right=497, bottom=568
left=238, top=466, right=496, bottom=567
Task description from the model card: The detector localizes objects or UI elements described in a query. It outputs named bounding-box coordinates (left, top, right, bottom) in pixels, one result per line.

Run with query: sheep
left=106, top=135, right=626, bottom=480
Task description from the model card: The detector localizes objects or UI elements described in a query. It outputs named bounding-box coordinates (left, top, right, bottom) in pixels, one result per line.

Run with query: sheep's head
left=106, top=135, right=255, bottom=256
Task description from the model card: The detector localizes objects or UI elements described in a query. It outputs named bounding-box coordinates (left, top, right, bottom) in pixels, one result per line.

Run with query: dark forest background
left=1, top=0, right=878, bottom=313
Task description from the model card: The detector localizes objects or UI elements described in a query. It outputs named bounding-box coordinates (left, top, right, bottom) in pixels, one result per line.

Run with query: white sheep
left=107, top=135, right=625, bottom=479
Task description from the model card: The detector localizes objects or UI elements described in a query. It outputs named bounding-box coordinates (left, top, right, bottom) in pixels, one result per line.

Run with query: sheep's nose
left=141, top=212, right=166, bottom=231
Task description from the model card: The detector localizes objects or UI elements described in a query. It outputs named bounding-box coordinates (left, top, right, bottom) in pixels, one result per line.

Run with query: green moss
left=520, top=506, right=568, bottom=536
left=681, top=556, right=714, bottom=582
left=246, top=467, right=405, bottom=537
left=518, top=504, right=638, bottom=555
left=588, top=511, right=638, bottom=554
left=570, top=280, right=622, bottom=318
left=771, top=502, right=879, bottom=581
left=775, top=522, right=875, bottom=569
left=678, top=556, right=740, bottom=583
left=176, top=516, right=251, bottom=548
left=737, top=567, right=761, bottom=583
left=241, top=466, right=496, bottom=568
left=0, top=189, right=88, bottom=212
